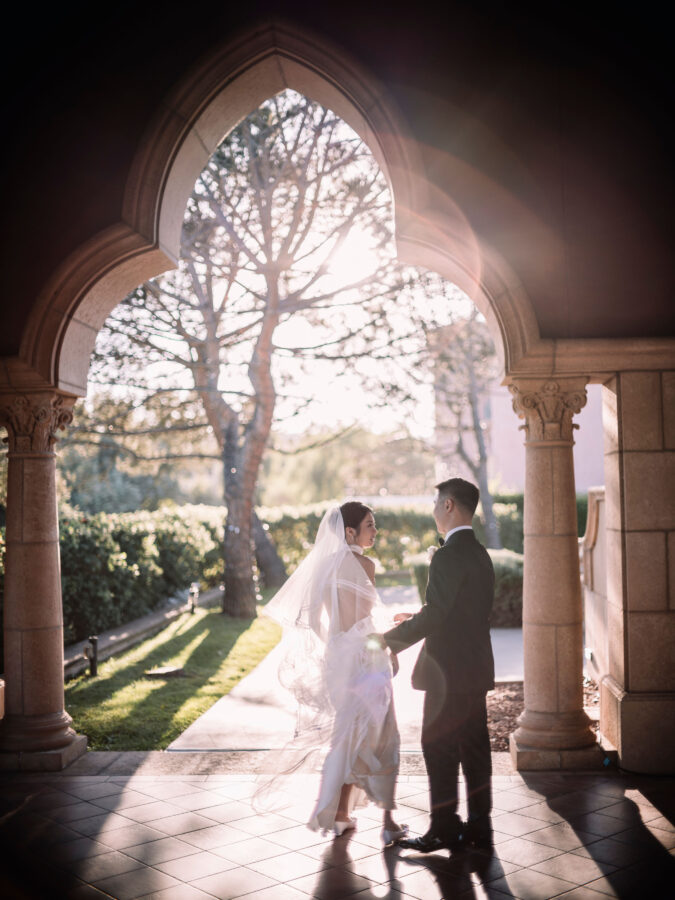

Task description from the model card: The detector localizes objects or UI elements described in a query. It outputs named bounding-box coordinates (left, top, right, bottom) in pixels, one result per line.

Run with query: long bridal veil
left=264, top=505, right=381, bottom=639
left=254, top=505, right=394, bottom=822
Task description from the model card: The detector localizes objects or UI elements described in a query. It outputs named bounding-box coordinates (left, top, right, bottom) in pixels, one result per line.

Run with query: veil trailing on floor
left=253, top=505, right=395, bottom=825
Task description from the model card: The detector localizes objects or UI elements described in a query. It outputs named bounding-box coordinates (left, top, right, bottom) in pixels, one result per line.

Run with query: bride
left=263, top=501, right=408, bottom=844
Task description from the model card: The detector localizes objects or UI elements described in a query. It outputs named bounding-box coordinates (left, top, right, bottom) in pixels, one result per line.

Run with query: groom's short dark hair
left=435, top=478, right=479, bottom=517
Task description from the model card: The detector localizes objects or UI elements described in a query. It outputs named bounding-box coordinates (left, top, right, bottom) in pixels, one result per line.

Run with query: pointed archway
left=19, top=21, right=537, bottom=397
left=1, top=21, right=600, bottom=771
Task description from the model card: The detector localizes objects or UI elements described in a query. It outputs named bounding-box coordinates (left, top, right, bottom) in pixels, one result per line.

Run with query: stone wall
left=601, top=372, right=675, bottom=774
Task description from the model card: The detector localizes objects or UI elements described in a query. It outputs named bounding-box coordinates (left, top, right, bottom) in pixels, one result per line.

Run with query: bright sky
left=269, top=226, right=478, bottom=440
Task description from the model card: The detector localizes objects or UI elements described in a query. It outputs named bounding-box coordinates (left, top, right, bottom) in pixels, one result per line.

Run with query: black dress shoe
left=397, top=829, right=463, bottom=853
left=462, top=822, right=493, bottom=851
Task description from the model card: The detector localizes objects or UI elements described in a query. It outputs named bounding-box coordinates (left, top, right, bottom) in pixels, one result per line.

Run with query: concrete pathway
left=168, top=586, right=523, bottom=753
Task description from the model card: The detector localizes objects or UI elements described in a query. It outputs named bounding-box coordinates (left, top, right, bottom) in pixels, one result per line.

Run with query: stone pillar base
left=601, top=675, right=675, bottom=774
left=0, top=711, right=80, bottom=753
left=510, top=732, right=617, bottom=771
left=512, top=708, right=597, bottom=751
left=0, top=734, right=87, bottom=772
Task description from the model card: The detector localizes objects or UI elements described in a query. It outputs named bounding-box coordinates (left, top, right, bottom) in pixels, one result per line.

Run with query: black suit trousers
left=421, top=690, right=492, bottom=835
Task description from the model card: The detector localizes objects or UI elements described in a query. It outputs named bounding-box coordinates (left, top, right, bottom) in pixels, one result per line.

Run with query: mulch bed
left=487, top=677, right=600, bottom=751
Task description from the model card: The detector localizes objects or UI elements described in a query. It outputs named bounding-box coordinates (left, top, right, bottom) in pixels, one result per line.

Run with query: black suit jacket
left=384, top=529, right=495, bottom=695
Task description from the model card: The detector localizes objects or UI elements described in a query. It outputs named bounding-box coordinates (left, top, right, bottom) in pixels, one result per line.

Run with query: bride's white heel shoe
left=333, top=817, right=357, bottom=836
left=381, top=823, right=409, bottom=846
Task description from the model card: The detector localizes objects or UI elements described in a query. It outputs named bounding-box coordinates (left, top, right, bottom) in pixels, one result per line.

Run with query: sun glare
left=326, top=226, right=382, bottom=285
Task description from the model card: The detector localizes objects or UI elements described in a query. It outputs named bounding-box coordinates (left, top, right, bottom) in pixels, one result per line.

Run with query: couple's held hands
left=366, top=633, right=399, bottom=676
left=367, top=633, right=386, bottom=650
left=365, top=612, right=411, bottom=647
left=365, top=611, right=412, bottom=648
left=387, top=614, right=412, bottom=674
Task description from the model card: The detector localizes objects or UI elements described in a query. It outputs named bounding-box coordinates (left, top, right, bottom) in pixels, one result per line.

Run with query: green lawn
left=65, top=605, right=281, bottom=751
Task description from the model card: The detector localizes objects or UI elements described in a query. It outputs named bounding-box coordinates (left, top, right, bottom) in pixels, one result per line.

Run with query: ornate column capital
left=509, top=378, right=587, bottom=442
left=0, top=391, right=75, bottom=453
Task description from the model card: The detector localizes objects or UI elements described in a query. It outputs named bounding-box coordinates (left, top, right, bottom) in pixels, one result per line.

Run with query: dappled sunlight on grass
left=66, top=612, right=205, bottom=694
left=65, top=606, right=281, bottom=750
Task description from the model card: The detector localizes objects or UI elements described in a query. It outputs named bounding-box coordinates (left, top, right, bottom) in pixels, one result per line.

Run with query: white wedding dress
left=262, top=506, right=400, bottom=832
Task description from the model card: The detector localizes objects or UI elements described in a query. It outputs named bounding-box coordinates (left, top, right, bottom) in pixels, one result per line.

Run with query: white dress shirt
left=443, top=525, right=474, bottom=543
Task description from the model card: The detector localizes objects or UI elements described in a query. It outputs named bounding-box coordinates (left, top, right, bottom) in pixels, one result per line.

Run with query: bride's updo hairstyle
left=340, top=501, right=373, bottom=536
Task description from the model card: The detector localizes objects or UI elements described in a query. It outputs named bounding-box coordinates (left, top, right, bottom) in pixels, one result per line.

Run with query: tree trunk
left=222, top=428, right=257, bottom=617
left=228, top=270, right=280, bottom=604
left=222, top=526, right=258, bottom=617
left=252, top=511, right=287, bottom=588
left=467, top=361, right=502, bottom=550
left=477, top=463, right=502, bottom=550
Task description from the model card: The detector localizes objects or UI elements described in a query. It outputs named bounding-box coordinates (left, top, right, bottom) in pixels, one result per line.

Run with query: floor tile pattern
left=1, top=767, right=673, bottom=898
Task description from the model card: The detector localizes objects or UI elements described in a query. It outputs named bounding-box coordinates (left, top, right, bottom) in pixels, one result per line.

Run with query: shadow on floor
left=1, top=764, right=674, bottom=899
left=529, top=772, right=675, bottom=895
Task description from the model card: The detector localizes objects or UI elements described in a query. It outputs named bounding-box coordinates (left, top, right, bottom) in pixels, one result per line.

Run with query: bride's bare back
left=335, top=551, right=377, bottom=632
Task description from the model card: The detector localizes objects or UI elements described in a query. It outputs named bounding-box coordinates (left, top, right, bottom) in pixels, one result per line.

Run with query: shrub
left=152, top=510, right=215, bottom=598
left=412, top=560, right=429, bottom=604
left=489, top=548, right=524, bottom=627
left=575, top=493, right=589, bottom=538
left=60, top=513, right=130, bottom=645
left=108, top=512, right=164, bottom=610
left=149, top=504, right=226, bottom=588
left=58, top=506, right=219, bottom=645
left=0, top=503, right=220, bottom=662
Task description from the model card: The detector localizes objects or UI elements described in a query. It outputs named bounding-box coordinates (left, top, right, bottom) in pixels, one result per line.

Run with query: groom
left=382, top=477, right=495, bottom=852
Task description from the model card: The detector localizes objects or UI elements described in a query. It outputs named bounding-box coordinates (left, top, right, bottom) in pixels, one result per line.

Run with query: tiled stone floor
left=1, top=760, right=673, bottom=899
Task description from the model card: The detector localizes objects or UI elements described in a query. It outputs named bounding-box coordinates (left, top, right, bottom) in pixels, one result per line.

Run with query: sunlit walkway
left=1, top=757, right=673, bottom=898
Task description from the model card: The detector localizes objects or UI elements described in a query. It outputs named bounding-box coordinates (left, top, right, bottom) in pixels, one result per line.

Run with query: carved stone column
left=0, top=391, right=87, bottom=769
left=508, top=379, right=600, bottom=768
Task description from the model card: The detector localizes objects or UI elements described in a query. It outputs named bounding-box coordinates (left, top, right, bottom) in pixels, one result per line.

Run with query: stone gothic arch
left=2, top=20, right=672, bottom=774
left=17, top=20, right=538, bottom=399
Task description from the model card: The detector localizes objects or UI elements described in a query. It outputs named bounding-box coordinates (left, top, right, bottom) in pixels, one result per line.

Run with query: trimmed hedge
left=0, top=506, right=222, bottom=665
left=489, top=549, right=525, bottom=627
left=59, top=506, right=221, bottom=645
